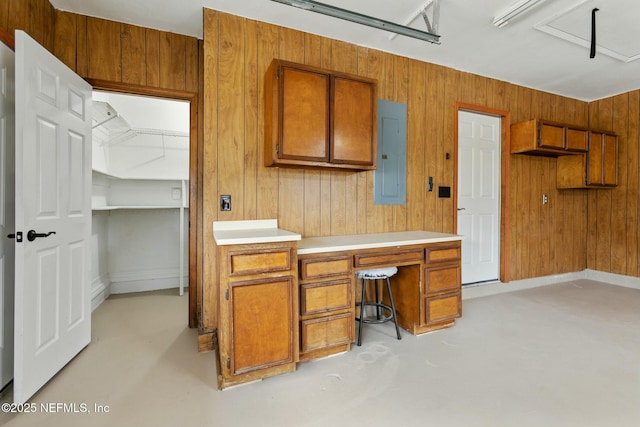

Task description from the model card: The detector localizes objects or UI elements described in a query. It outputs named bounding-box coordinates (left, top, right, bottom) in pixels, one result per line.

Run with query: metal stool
left=355, top=266, right=402, bottom=346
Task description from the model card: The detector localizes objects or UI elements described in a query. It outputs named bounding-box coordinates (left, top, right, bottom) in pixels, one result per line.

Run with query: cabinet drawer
left=354, top=248, right=424, bottom=268
left=227, top=247, right=293, bottom=276
left=425, top=244, right=461, bottom=264
left=300, top=313, right=353, bottom=353
left=300, top=255, right=352, bottom=280
left=425, top=264, right=461, bottom=294
left=425, top=293, right=461, bottom=324
left=300, top=279, right=351, bottom=316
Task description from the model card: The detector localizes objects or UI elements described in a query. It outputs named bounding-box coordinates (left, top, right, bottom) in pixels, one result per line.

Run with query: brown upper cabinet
left=264, top=59, right=377, bottom=170
left=511, top=119, right=588, bottom=156
left=557, top=131, right=618, bottom=189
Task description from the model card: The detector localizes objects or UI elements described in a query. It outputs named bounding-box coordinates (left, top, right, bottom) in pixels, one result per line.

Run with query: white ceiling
left=50, top=0, right=640, bottom=101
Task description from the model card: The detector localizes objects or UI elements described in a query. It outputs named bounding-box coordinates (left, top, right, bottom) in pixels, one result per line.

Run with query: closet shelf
left=92, top=205, right=189, bottom=211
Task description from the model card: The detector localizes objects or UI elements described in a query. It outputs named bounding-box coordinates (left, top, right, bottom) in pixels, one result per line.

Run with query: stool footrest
left=355, top=302, right=394, bottom=324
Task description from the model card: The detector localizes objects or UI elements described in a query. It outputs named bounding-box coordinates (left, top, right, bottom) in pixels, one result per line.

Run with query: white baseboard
left=583, top=269, right=640, bottom=290
left=91, top=275, right=111, bottom=311
left=462, top=269, right=640, bottom=300
left=110, top=275, right=188, bottom=294
left=92, top=269, right=187, bottom=303
left=462, top=271, right=587, bottom=300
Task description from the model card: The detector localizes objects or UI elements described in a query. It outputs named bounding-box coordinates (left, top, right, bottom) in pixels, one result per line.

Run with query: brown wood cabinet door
left=538, top=122, right=565, bottom=149
left=280, top=66, right=329, bottom=162
left=331, top=76, right=375, bottom=165
left=228, top=277, right=295, bottom=375
left=566, top=127, right=588, bottom=152
left=587, top=132, right=604, bottom=185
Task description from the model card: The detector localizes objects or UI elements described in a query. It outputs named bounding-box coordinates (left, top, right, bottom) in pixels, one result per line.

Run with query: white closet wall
left=91, top=92, right=189, bottom=308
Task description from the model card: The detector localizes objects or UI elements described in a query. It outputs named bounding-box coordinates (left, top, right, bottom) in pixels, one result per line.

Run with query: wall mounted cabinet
left=264, top=59, right=377, bottom=170
left=512, top=119, right=618, bottom=189
left=511, top=119, right=588, bottom=156
left=557, top=131, right=618, bottom=188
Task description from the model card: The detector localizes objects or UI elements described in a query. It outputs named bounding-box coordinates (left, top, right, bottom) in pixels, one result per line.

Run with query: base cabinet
left=298, top=254, right=354, bottom=361
left=212, top=232, right=462, bottom=388
left=216, top=242, right=298, bottom=389
left=422, top=242, right=462, bottom=331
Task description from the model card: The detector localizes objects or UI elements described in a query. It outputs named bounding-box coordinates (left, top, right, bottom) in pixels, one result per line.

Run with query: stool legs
left=356, top=276, right=402, bottom=346
left=384, top=277, right=402, bottom=341
left=374, top=279, right=381, bottom=320
left=357, top=276, right=367, bottom=346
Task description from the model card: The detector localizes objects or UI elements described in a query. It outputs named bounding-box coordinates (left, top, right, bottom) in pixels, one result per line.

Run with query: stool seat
left=355, top=266, right=398, bottom=279
left=355, top=266, right=402, bottom=346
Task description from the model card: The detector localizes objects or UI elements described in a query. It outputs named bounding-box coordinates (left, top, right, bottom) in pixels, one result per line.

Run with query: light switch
left=220, top=195, right=231, bottom=211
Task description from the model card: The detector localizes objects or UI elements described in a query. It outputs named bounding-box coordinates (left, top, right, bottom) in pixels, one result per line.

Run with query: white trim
left=110, top=268, right=186, bottom=294
left=91, top=274, right=111, bottom=311
left=583, top=269, right=640, bottom=291
left=463, top=269, right=640, bottom=300
left=109, top=268, right=181, bottom=283
left=110, top=276, right=187, bottom=294
left=462, top=271, right=586, bottom=300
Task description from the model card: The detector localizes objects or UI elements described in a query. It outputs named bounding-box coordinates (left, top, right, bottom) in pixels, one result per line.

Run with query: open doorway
left=90, top=91, right=190, bottom=308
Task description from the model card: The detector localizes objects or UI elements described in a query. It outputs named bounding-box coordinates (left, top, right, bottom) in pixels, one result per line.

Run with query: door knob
left=27, top=230, right=56, bottom=242
left=457, top=208, right=466, bottom=211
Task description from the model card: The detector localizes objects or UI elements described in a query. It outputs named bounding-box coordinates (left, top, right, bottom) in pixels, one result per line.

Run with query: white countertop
left=213, top=219, right=301, bottom=245
left=297, top=231, right=462, bottom=255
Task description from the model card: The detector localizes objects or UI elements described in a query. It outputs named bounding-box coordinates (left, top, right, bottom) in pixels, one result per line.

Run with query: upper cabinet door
left=538, top=122, right=565, bottom=150
left=331, top=76, right=376, bottom=166
left=280, top=66, right=330, bottom=162
left=587, top=131, right=618, bottom=187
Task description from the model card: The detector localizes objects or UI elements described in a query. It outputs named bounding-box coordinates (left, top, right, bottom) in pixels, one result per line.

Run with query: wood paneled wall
left=0, top=0, right=55, bottom=51
left=202, top=9, right=592, bottom=332
left=52, top=12, right=199, bottom=92
left=587, top=92, right=640, bottom=276
left=4, top=2, right=638, bottom=335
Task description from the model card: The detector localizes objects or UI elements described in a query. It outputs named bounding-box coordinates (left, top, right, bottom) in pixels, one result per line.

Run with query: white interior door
left=0, top=40, right=15, bottom=390
left=457, top=110, right=500, bottom=285
left=14, top=30, right=92, bottom=404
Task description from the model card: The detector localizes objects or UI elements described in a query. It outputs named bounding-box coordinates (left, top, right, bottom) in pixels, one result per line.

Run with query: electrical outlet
left=542, top=194, right=549, bottom=205
left=220, top=195, right=231, bottom=211
left=171, top=187, right=182, bottom=200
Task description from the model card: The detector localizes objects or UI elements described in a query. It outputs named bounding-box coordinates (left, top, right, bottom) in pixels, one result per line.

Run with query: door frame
left=87, top=79, right=200, bottom=327
left=453, top=102, right=511, bottom=283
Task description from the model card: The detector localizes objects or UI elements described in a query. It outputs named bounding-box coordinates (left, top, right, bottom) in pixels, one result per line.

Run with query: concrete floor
left=1, top=279, right=639, bottom=427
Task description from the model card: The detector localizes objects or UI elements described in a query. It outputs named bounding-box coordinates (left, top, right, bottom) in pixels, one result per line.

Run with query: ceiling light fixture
left=270, top=0, right=440, bottom=44
left=493, top=0, right=547, bottom=28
